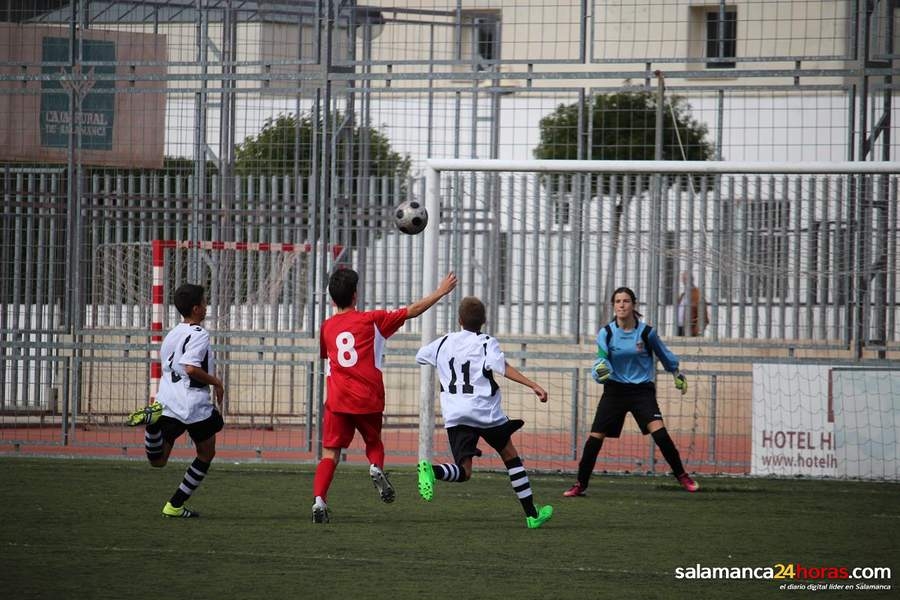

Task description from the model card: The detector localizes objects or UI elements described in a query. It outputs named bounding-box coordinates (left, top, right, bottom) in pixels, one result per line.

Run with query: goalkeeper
left=563, top=286, right=699, bottom=497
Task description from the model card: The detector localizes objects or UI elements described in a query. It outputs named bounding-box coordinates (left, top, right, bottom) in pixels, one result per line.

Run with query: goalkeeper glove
left=591, top=358, right=610, bottom=384
left=673, top=372, right=688, bottom=395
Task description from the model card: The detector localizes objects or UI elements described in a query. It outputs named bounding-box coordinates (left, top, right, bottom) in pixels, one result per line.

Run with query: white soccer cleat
left=369, top=464, right=396, bottom=503
left=312, top=498, right=330, bottom=524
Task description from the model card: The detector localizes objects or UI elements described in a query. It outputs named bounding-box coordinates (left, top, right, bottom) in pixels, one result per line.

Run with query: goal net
left=91, top=239, right=316, bottom=403
left=414, top=159, right=900, bottom=480
left=90, top=240, right=316, bottom=333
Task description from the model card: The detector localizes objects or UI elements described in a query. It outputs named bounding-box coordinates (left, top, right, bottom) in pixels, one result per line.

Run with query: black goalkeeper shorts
left=590, top=381, right=662, bottom=437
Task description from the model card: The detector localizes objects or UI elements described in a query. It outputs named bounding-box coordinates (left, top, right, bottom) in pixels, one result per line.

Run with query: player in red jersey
left=312, top=268, right=457, bottom=523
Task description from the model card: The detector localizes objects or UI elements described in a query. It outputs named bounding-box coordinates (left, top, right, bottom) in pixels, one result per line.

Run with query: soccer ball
left=394, top=199, right=428, bottom=235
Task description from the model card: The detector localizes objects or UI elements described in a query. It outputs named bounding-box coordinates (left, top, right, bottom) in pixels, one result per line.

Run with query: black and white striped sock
left=169, top=458, right=210, bottom=508
left=434, top=463, right=463, bottom=482
left=505, top=456, right=537, bottom=518
left=145, top=429, right=164, bottom=460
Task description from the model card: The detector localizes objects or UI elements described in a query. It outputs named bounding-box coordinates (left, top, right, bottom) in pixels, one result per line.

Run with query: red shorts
left=322, top=408, right=383, bottom=449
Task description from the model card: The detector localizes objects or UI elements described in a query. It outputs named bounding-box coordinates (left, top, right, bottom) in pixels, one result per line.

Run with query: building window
left=542, top=174, right=572, bottom=227
left=552, top=193, right=571, bottom=227
left=476, top=17, right=499, bottom=62
left=720, top=196, right=789, bottom=302
left=459, top=12, right=500, bottom=70
left=662, top=231, right=678, bottom=305
left=746, top=198, right=788, bottom=300
left=706, top=9, right=736, bottom=69
left=810, top=221, right=851, bottom=306
left=498, top=232, right=509, bottom=305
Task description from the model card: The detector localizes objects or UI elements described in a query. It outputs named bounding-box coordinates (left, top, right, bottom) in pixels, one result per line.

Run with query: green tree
left=234, top=112, right=410, bottom=180
left=534, top=91, right=713, bottom=164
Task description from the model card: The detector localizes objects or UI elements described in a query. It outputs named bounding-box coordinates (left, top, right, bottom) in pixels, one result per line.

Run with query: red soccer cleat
left=563, top=482, right=587, bottom=497
left=676, top=472, right=700, bottom=493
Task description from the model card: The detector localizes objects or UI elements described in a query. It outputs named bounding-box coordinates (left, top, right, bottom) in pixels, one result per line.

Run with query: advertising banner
left=751, top=364, right=837, bottom=477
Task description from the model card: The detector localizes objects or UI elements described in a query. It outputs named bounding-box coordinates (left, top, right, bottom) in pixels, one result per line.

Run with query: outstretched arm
left=649, top=329, right=680, bottom=374
left=406, top=272, right=458, bottom=318
left=648, top=330, right=688, bottom=395
left=503, top=363, right=548, bottom=403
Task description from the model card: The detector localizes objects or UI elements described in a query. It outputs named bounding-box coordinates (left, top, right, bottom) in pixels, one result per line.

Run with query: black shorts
left=157, top=409, right=224, bottom=445
left=446, top=419, right=525, bottom=465
left=590, top=381, right=662, bottom=437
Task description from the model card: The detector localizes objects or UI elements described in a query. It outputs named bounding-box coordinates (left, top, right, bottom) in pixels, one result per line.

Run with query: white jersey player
left=125, top=283, right=225, bottom=519
left=157, top=322, right=217, bottom=423
left=416, top=329, right=507, bottom=429
left=414, top=296, right=554, bottom=529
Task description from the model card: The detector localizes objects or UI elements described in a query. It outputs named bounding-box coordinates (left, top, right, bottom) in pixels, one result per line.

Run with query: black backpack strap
left=606, top=323, right=655, bottom=358
left=641, top=324, right=655, bottom=359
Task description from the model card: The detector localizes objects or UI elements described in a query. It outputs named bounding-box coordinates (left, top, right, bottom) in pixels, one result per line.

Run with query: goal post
left=417, top=159, right=900, bottom=474
left=418, top=167, right=442, bottom=462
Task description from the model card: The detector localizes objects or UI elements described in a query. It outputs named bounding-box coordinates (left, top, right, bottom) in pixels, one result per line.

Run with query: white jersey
left=156, top=322, right=216, bottom=424
left=416, top=330, right=507, bottom=428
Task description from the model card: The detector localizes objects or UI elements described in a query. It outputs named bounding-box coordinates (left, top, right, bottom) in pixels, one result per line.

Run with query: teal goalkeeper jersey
left=597, top=321, right=679, bottom=384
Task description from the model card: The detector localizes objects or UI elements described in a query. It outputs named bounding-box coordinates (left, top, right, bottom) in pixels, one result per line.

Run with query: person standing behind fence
left=311, top=268, right=458, bottom=524
left=415, top=296, right=553, bottom=529
left=677, top=271, right=708, bottom=337
left=126, top=283, right=225, bottom=518
left=563, top=286, right=699, bottom=498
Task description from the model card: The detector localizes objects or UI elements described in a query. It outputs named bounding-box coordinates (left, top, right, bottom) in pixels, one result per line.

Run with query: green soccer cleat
left=417, top=460, right=435, bottom=502
left=526, top=504, right=553, bottom=529
left=162, top=501, right=199, bottom=518
left=126, top=401, right=163, bottom=427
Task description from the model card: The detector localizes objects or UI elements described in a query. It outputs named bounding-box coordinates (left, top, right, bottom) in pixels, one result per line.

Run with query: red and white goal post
left=149, top=239, right=344, bottom=401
